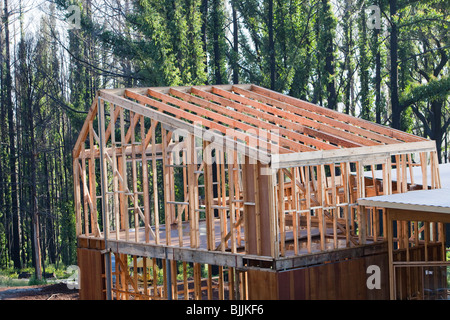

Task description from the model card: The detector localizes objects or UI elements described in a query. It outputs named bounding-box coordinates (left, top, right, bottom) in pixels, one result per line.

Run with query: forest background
left=0, top=0, right=448, bottom=279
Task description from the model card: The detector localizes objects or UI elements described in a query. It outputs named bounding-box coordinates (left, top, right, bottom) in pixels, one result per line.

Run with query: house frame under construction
left=73, top=84, right=449, bottom=300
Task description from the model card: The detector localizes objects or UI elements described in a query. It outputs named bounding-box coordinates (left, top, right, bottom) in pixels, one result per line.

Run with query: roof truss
left=73, top=84, right=432, bottom=167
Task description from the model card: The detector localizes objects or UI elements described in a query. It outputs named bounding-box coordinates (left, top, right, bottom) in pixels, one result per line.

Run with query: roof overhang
left=358, top=188, right=450, bottom=219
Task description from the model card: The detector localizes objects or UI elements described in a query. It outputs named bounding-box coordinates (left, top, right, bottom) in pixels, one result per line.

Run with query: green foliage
left=400, top=75, right=450, bottom=107
left=314, top=0, right=338, bottom=107
left=100, top=0, right=208, bottom=86
left=395, top=0, right=450, bottom=136
left=28, top=276, right=48, bottom=286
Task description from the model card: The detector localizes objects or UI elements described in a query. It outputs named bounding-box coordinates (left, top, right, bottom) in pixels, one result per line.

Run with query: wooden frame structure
left=73, top=84, right=446, bottom=300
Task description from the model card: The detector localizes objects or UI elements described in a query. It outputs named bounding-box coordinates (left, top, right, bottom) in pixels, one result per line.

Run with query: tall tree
left=231, top=0, right=239, bottom=84
left=389, top=0, right=401, bottom=129
left=268, top=0, right=275, bottom=89
left=3, top=0, right=21, bottom=270
left=322, top=0, right=337, bottom=110
left=208, top=0, right=228, bottom=84
left=0, top=0, right=5, bottom=267
left=313, top=0, right=337, bottom=109
left=358, top=0, right=371, bottom=120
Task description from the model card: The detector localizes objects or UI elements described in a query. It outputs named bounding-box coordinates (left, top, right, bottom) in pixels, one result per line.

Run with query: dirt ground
left=0, top=282, right=79, bottom=300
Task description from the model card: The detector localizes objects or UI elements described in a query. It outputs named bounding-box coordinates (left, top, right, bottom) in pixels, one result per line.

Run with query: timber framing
left=73, top=84, right=447, bottom=300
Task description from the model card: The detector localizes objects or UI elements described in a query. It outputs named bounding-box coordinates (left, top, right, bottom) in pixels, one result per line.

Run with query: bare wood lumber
left=272, top=141, right=436, bottom=168
left=151, top=87, right=313, bottom=153
left=230, top=86, right=369, bottom=148
left=292, top=167, right=299, bottom=255
left=228, top=149, right=237, bottom=254
left=204, top=141, right=215, bottom=251
left=99, top=90, right=271, bottom=164
left=250, top=84, right=427, bottom=143
left=73, top=98, right=98, bottom=159
left=278, top=170, right=285, bottom=256
left=141, top=116, right=151, bottom=243
left=152, top=121, right=160, bottom=244
left=98, top=98, right=110, bottom=239
left=127, top=89, right=284, bottom=155
left=74, top=158, right=82, bottom=236
left=192, top=87, right=334, bottom=151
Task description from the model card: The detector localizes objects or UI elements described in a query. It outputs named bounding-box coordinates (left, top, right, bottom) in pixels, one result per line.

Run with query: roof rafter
left=250, top=85, right=426, bottom=143
left=74, top=84, right=433, bottom=169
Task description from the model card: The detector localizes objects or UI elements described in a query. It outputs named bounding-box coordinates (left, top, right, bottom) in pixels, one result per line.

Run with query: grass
left=0, top=264, right=74, bottom=288
left=447, top=249, right=450, bottom=288
left=0, top=276, right=29, bottom=287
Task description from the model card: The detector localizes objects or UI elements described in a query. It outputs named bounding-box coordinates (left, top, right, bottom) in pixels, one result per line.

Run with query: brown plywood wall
left=247, top=253, right=389, bottom=300
left=77, top=248, right=106, bottom=300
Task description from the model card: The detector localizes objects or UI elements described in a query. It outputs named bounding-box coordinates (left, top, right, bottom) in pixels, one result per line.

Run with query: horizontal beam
left=100, top=83, right=252, bottom=97
left=274, top=241, right=388, bottom=270
left=104, top=238, right=275, bottom=269
left=272, top=140, right=437, bottom=168
left=393, top=261, right=450, bottom=266
left=81, top=141, right=185, bottom=159
left=387, top=208, right=450, bottom=222
left=103, top=238, right=388, bottom=271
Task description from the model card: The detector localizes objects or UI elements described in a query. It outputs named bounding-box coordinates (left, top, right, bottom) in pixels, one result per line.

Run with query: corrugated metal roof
left=358, top=188, right=450, bottom=214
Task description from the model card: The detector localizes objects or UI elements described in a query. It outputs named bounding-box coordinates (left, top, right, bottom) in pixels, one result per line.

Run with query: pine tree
left=358, top=0, right=371, bottom=120
left=3, top=0, right=21, bottom=270
left=389, top=0, right=401, bottom=129
left=207, top=0, right=228, bottom=84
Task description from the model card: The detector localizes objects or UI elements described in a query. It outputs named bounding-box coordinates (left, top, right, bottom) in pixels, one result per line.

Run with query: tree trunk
left=431, top=100, right=443, bottom=164
left=201, top=0, right=208, bottom=79
left=343, top=1, right=352, bottom=115
left=0, top=0, right=4, bottom=266
left=324, top=0, right=336, bottom=110
left=211, top=0, right=223, bottom=84
left=268, top=0, right=275, bottom=90
left=231, top=0, right=239, bottom=84
left=390, top=0, right=401, bottom=129
left=29, top=102, right=42, bottom=280
left=358, top=0, right=370, bottom=120
left=374, top=0, right=382, bottom=124
left=43, top=152, right=56, bottom=264
left=375, top=29, right=382, bottom=124
left=4, top=0, right=21, bottom=270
